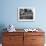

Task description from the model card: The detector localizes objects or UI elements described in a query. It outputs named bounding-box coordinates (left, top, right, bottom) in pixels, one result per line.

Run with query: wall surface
left=0, top=0, right=46, bottom=31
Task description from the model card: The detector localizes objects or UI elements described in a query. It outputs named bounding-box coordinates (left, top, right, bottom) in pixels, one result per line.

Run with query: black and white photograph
left=18, top=7, right=35, bottom=21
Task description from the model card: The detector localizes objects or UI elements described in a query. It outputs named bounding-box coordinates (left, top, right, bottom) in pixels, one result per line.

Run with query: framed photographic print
left=18, top=7, right=35, bottom=21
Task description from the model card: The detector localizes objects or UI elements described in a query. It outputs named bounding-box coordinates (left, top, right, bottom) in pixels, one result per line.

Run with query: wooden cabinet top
left=3, top=32, right=45, bottom=36
left=3, top=29, right=45, bottom=36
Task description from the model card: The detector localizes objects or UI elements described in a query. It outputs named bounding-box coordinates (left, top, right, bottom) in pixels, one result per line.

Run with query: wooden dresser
left=24, top=32, right=45, bottom=46
left=2, top=30, right=45, bottom=46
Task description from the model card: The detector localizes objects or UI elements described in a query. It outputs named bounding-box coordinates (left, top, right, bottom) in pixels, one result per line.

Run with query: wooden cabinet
left=2, top=32, right=45, bottom=46
left=24, top=32, right=45, bottom=46
left=2, top=32, right=24, bottom=46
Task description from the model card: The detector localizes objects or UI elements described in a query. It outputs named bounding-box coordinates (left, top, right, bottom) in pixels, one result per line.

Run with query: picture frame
left=18, top=7, right=35, bottom=21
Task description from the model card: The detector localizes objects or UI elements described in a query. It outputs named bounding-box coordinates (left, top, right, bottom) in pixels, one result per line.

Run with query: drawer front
left=3, top=43, right=23, bottom=46
left=32, top=36, right=45, bottom=44
left=3, top=32, right=23, bottom=36
left=24, top=36, right=45, bottom=46
left=32, top=44, right=44, bottom=46
left=3, top=36, right=23, bottom=44
left=24, top=32, right=44, bottom=36
left=3, top=32, right=24, bottom=46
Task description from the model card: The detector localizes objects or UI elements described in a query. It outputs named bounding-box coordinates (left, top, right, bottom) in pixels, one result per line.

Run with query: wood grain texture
left=2, top=32, right=24, bottom=46
left=2, top=31, right=45, bottom=46
left=24, top=32, right=45, bottom=46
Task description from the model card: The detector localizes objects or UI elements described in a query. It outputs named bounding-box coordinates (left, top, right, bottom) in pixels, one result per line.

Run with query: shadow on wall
left=0, top=24, right=7, bottom=43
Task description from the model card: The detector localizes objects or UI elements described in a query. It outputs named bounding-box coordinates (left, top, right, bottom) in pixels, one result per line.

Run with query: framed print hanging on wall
left=17, top=7, right=35, bottom=21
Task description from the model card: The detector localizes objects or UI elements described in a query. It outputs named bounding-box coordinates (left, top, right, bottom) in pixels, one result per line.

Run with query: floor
left=0, top=44, right=2, bottom=46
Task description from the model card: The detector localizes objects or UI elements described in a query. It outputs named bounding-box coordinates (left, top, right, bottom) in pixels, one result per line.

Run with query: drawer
left=3, top=35, right=23, bottom=44
left=3, top=44, right=15, bottom=46
left=32, top=36, right=45, bottom=44
left=24, top=32, right=44, bottom=36
left=3, top=43, right=23, bottom=46
left=3, top=32, right=23, bottom=36
left=31, top=44, right=44, bottom=46
left=24, top=35, right=45, bottom=45
left=3, top=38, right=23, bottom=46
